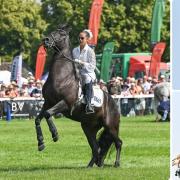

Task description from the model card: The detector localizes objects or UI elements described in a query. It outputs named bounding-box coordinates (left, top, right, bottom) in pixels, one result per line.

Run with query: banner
left=1, top=99, right=44, bottom=118
left=88, top=0, right=104, bottom=46
left=151, top=0, right=165, bottom=44
left=35, top=45, right=46, bottom=80
left=149, top=42, right=166, bottom=78
left=10, top=54, right=22, bottom=87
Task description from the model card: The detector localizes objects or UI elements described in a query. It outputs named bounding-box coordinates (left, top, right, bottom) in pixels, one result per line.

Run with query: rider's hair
left=83, top=29, right=93, bottom=39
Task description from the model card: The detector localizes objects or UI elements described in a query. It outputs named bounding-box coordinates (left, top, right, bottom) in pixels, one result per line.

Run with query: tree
left=41, top=0, right=170, bottom=62
left=0, top=0, right=47, bottom=66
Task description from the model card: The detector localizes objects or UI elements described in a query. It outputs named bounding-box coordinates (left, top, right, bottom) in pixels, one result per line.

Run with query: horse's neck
left=50, top=47, right=79, bottom=83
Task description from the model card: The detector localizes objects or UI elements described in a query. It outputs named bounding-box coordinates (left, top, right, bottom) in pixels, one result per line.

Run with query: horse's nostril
left=44, top=37, right=49, bottom=43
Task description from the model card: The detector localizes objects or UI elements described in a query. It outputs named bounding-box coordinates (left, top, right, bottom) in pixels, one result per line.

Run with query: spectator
left=28, top=79, right=35, bottom=95
left=159, top=75, right=166, bottom=83
left=108, top=78, right=121, bottom=95
left=135, top=78, right=145, bottom=116
left=30, top=80, right=43, bottom=98
left=6, top=84, right=18, bottom=98
left=11, top=81, right=19, bottom=96
left=142, top=76, right=151, bottom=94
left=126, top=77, right=132, bottom=87
left=98, top=79, right=108, bottom=92
left=129, top=83, right=137, bottom=96
left=136, top=78, right=143, bottom=94
left=0, top=84, right=6, bottom=98
left=20, top=82, right=30, bottom=97
left=121, top=82, right=130, bottom=116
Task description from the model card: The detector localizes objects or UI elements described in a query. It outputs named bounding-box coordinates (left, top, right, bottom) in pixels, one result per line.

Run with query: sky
left=172, top=0, right=180, bottom=89
left=171, top=0, right=180, bottom=179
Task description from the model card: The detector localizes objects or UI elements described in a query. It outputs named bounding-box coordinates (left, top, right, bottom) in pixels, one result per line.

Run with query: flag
left=149, top=42, right=166, bottom=78
left=11, top=54, right=22, bottom=87
left=88, top=0, right=104, bottom=46
left=35, top=45, right=46, bottom=80
left=151, top=0, right=165, bottom=44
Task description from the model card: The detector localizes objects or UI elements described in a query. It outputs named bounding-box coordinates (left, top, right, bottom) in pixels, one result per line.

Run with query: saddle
left=78, top=84, right=104, bottom=108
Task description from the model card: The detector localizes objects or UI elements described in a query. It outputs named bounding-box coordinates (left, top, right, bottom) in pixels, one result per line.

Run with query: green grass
left=0, top=116, right=169, bottom=180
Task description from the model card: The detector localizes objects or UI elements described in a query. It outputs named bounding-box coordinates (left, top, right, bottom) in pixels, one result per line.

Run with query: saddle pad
left=79, top=85, right=104, bottom=107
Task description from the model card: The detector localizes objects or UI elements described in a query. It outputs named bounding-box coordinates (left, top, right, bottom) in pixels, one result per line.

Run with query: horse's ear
left=58, top=24, right=67, bottom=30
left=66, top=26, right=72, bottom=34
left=58, top=24, right=71, bottom=34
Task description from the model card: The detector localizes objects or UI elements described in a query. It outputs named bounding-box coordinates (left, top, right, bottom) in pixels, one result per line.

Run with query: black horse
left=35, top=24, right=122, bottom=167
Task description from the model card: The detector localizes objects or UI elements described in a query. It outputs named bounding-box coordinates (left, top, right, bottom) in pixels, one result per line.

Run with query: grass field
left=0, top=116, right=169, bottom=180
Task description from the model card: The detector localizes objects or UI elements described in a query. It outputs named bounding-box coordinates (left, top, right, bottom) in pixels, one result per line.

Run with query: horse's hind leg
left=81, top=123, right=100, bottom=168
left=44, top=100, right=69, bottom=142
left=35, top=108, right=45, bottom=151
left=109, top=127, right=122, bottom=167
left=98, top=129, right=113, bottom=167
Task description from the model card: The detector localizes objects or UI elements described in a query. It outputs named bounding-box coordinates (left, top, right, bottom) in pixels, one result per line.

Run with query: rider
left=72, top=29, right=96, bottom=114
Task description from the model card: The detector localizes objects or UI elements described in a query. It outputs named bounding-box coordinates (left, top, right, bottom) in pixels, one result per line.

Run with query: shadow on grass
left=0, top=164, right=117, bottom=173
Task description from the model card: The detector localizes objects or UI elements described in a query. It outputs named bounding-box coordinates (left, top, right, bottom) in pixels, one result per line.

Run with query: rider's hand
left=74, top=59, right=88, bottom=66
left=74, top=59, right=81, bottom=64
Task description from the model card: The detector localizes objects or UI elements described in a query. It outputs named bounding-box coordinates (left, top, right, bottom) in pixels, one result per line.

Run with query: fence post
left=5, top=102, right=12, bottom=121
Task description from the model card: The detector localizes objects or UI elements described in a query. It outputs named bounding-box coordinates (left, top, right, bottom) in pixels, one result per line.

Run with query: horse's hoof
left=87, top=164, right=93, bottom=168
left=96, top=160, right=104, bottom=167
left=97, top=163, right=104, bottom=167
left=114, top=161, right=120, bottom=167
left=38, top=144, right=45, bottom=151
left=53, top=134, right=59, bottom=142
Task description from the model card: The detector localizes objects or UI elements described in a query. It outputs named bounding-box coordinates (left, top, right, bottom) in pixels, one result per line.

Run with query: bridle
left=45, top=29, right=75, bottom=63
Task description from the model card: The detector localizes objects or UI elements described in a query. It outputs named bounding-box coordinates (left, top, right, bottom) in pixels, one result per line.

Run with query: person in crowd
left=142, top=76, right=151, bottom=94
left=141, top=76, right=152, bottom=115
left=129, top=83, right=137, bottom=96
left=121, top=82, right=130, bottom=116
left=72, top=29, right=96, bottom=114
left=30, top=80, right=43, bottom=98
left=11, top=81, right=19, bottom=96
left=28, top=79, right=35, bottom=95
left=151, top=78, right=158, bottom=89
left=108, top=78, right=121, bottom=95
left=27, top=72, right=35, bottom=81
left=128, top=83, right=137, bottom=115
left=126, top=76, right=132, bottom=87
left=0, top=83, right=6, bottom=98
left=6, top=84, right=18, bottom=98
left=98, top=79, right=108, bottom=92
left=159, top=74, right=166, bottom=83
left=136, top=78, right=143, bottom=94
left=20, top=82, right=30, bottom=97
left=135, top=78, right=145, bottom=116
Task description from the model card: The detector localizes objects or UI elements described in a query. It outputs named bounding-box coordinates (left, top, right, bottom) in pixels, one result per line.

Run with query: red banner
left=88, top=0, right=104, bottom=46
left=35, top=45, right=46, bottom=80
left=149, top=42, right=166, bottom=79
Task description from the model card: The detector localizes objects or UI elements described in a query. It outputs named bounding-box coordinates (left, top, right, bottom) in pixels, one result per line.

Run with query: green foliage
left=0, top=0, right=47, bottom=66
left=0, top=0, right=170, bottom=70
left=41, top=0, right=170, bottom=63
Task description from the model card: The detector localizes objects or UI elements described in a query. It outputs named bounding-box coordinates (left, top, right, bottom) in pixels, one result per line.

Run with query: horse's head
left=43, top=24, right=71, bottom=51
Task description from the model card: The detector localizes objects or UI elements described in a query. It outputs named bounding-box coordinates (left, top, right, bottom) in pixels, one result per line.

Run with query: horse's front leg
left=44, top=100, right=69, bottom=142
left=35, top=109, right=45, bottom=151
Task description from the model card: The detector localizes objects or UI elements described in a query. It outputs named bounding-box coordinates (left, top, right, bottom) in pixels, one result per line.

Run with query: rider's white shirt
left=72, top=44, right=96, bottom=84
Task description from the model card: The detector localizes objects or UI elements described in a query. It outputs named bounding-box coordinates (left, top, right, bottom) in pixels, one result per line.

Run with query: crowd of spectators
left=0, top=72, right=169, bottom=117
left=0, top=73, right=43, bottom=99
left=97, top=74, right=169, bottom=116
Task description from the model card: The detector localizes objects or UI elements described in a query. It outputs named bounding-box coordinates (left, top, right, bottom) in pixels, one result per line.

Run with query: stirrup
left=85, top=105, right=94, bottom=114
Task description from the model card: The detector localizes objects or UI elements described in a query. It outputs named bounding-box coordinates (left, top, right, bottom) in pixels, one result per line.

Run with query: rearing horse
left=35, top=24, right=122, bottom=167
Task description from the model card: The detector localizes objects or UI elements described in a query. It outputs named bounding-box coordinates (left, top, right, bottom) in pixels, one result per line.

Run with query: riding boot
left=84, top=81, right=94, bottom=114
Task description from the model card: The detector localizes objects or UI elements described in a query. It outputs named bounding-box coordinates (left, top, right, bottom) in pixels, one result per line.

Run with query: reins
left=48, top=29, right=96, bottom=82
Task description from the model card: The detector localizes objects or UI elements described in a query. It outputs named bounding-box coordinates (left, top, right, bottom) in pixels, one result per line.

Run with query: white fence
left=0, top=95, right=155, bottom=118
